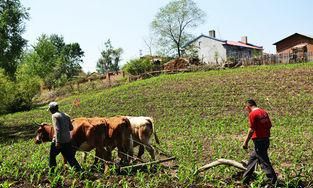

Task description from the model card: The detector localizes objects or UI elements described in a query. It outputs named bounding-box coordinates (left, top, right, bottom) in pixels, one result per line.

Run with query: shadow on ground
left=0, top=122, right=38, bottom=145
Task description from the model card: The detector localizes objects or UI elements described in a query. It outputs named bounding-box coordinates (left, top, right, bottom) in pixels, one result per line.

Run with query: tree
left=96, top=39, right=123, bottom=74
left=20, top=34, right=84, bottom=88
left=143, top=32, right=155, bottom=56
left=60, top=43, right=84, bottom=78
left=0, top=0, right=29, bottom=79
left=30, top=34, right=58, bottom=79
left=48, top=34, right=84, bottom=79
left=151, top=0, right=205, bottom=57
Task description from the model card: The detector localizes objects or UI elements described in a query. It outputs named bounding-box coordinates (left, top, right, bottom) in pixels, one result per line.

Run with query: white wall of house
left=196, top=37, right=227, bottom=65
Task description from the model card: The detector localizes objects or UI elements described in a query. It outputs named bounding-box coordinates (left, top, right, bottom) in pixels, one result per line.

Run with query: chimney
left=209, top=30, right=216, bottom=38
left=241, top=36, right=248, bottom=44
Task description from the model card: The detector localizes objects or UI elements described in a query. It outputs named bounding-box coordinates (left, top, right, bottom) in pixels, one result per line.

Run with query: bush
left=0, top=67, right=41, bottom=115
left=0, top=69, right=15, bottom=114
left=122, top=58, right=153, bottom=75
left=13, top=69, right=41, bottom=112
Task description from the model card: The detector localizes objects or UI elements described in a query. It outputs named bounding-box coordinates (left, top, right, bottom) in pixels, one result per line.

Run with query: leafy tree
left=0, top=0, right=29, bottom=79
left=30, top=35, right=58, bottom=78
left=151, top=0, right=205, bottom=57
left=61, top=43, right=84, bottom=78
left=20, top=34, right=84, bottom=88
left=47, top=34, right=84, bottom=80
left=96, top=39, right=123, bottom=74
left=49, top=34, right=66, bottom=53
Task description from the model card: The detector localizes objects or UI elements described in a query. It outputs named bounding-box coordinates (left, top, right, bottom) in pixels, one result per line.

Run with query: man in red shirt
left=242, top=99, right=277, bottom=185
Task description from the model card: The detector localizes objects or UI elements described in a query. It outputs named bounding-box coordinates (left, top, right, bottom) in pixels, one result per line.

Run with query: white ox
left=125, top=116, right=160, bottom=160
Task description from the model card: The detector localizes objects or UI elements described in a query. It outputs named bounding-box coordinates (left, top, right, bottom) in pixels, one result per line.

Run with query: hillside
left=1, top=63, right=313, bottom=187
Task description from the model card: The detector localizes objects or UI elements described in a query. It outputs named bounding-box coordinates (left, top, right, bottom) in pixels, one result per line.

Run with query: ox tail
left=147, top=118, right=160, bottom=145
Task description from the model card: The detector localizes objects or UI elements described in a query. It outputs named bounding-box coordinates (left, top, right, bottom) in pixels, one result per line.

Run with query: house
left=183, top=30, right=263, bottom=64
left=273, top=33, right=313, bottom=62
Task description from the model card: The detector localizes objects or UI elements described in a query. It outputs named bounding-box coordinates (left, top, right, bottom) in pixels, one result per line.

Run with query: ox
left=74, top=116, right=134, bottom=164
left=100, top=116, right=134, bottom=164
left=35, top=116, right=133, bottom=167
left=125, top=116, right=160, bottom=160
left=35, top=119, right=106, bottom=166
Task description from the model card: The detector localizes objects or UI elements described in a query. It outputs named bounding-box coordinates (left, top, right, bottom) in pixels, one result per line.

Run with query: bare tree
left=151, top=0, right=206, bottom=57
left=143, top=34, right=155, bottom=56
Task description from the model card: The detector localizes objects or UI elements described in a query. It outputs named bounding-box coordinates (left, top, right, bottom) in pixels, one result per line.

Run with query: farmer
left=47, top=101, right=81, bottom=172
left=242, top=99, right=277, bottom=184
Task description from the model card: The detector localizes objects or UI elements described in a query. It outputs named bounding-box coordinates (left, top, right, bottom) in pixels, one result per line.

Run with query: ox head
left=35, top=123, right=53, bottom=144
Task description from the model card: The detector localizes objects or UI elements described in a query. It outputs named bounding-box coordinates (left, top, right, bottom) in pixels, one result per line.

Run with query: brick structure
left=273, top=33, right=313, bottom=54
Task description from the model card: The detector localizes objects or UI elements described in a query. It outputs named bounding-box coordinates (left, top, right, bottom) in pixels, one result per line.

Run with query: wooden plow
left=78, top=140, right=177, bottom=174
left=116, top=141, right=177, bottom=173
left=194, top=158, right=247, bottom=175
left=194, top=158, right=264, bottom=180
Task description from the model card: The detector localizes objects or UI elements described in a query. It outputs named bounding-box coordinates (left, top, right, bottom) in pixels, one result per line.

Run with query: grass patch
left=1, top=62, right=313, bottom=187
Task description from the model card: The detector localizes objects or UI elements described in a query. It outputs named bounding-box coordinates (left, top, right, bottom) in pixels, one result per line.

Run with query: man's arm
left=243, top=128, right=254, bottom=149
left=52, top=115, right=61, bottom=147
left=65, top=113, right=73, bottom=131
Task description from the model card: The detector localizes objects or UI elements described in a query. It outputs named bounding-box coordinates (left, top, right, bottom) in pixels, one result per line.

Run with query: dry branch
left=195, top=158, right=246, bottom=175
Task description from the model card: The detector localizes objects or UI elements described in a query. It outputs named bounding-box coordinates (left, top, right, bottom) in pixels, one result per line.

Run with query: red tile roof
left=225, top=41, right=263, bottom=50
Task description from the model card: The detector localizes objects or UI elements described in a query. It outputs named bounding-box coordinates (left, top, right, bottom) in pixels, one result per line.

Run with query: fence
left=129, top=52, right=313, bottom=81
left=240, top=52, right=313, bottom=66
left=128, top=69, right=192, bottom=82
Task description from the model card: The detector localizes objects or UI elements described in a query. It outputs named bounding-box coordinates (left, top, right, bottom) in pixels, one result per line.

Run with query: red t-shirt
left=249, top=108, right=272, bottom=140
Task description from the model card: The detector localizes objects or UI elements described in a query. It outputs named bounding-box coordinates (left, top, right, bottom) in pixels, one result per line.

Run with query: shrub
left=0, top=69, right=14, bottom=114
left=13, top=69, right=41, bottom=112
left=123, top=58, right=153, bottom=75
left=0, top=67, right=41, bottom=114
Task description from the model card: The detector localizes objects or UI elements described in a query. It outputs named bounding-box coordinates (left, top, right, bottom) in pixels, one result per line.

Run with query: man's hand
left=56, top=142, right=61, bottom=149
left=242, top=128, right=253, bottom=150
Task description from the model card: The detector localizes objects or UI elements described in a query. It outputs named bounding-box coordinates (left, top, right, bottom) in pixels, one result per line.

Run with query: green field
left=1, top=63, right=313, bottom=187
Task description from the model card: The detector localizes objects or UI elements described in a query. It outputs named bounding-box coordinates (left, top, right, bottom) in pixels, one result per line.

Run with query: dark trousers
left=49, top=141, right=81, bottom=171
left=243, top=138, right=277, bottom=184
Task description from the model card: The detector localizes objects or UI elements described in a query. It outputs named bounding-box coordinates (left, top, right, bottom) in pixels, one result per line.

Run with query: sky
left=21, top=0, right=313, bottom=73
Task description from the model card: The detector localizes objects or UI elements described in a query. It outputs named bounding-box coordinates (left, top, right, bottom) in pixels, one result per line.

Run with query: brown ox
left=35, top=118, right=106, bottom=166
left=125, top=116, right=160, bottom=160
left=35, top=116, right=133, bottom=166
left=73, top=116, right=134, bottom=164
